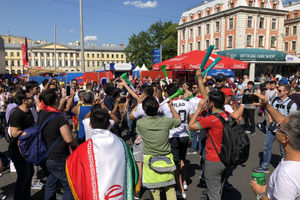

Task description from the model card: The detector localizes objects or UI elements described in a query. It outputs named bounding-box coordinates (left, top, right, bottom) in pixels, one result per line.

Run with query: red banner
left=22, top=37, right=29, bottom=68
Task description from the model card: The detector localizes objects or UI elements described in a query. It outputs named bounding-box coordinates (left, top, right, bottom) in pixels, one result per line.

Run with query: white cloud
left=69, top=29, right=74, bottom=33
left=123, top=1, right=157, bottom=8
left=84, top=36, right=98, bottom=41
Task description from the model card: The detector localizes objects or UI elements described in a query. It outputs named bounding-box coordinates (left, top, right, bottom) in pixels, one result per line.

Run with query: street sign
left=152, top=49, right=161, bottom=64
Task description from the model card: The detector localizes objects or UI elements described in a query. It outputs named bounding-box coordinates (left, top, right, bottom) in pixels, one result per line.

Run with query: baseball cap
left=278, top=78, right=288, bottom=86
left=221, top=88, right=235, bottom=96
left=215, top=74, right=226, bottom=82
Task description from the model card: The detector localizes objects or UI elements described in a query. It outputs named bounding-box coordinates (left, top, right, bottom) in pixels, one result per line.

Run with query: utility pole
left=80, top=0, right=85, bottom=72
left=54, top=24, right=56, bottom=69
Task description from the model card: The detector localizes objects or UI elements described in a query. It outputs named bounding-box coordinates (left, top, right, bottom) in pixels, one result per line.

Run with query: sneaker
left=197, top=178, right=207, bottom=188
left=182, top=191, right=187, bottom=199
left=250, top=132, right=256, bottom=136
left=245, top=130, right=251, bottom=134
left=187, top=151, right=197, bottom=155
left=253, top=166, right=270, bottom=173
left=0, top=194, right=6, bottom=200
left=134, top=191, right=141, bottom=200
left=183, top=182, right=188, bottom=190
left=200, top=195, right=209, bottom=200
left=31, top=181, right=43, bottom=190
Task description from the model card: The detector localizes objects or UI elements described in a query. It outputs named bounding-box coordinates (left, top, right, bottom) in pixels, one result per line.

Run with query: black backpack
left=271, top=97, right=297, bottom=113
left=207, top=113, right=250, bottom=167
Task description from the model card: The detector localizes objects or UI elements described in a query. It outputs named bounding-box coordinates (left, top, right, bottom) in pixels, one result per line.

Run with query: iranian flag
left=21, top=37, right=29, bottom=69
left=66, top=129, right=138, bottom=200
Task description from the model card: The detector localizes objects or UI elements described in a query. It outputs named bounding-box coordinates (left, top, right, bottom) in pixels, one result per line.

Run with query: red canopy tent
left=152, top=50, right=248, bottom=70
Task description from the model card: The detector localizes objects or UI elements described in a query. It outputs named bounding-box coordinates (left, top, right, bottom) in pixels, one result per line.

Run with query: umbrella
left=207, top=69, right=236, bottom=77
left=152, top=50, right=248, bottom=70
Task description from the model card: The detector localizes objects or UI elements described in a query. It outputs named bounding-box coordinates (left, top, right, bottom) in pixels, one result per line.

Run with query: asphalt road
left=0, top=110, right=282, bottom=200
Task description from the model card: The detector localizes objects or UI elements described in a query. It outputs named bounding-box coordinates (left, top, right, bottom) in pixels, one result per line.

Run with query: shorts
left=133, top=142, right=143, bottom=162
left=169, top=137, right=189, bottom=164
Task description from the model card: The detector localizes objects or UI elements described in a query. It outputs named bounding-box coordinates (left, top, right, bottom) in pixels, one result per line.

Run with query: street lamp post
left=80, top=0, right=85, bottom=72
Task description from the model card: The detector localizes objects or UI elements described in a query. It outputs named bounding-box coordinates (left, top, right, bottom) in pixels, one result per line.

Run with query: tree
left=125, top=21, right=178, bottom=69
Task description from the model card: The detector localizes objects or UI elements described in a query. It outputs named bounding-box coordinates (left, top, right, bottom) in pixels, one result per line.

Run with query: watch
left=256, top=192, right=266, bottom=200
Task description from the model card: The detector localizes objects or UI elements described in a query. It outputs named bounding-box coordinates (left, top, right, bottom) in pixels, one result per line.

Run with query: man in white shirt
left=166, top=83, right=193, bottom=199
left=251, top=93, right=300, bottom=200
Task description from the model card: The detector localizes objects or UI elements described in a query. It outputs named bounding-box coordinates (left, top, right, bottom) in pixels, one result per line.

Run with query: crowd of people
left=0, top=69, right=299, bottom=200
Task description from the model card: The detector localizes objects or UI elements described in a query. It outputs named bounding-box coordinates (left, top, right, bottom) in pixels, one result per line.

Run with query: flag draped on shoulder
left=21, top=37, right=29, bottom=69
left=66, top=129, right=138, bottom=200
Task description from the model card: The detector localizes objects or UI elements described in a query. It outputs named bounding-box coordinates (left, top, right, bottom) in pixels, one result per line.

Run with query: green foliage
left=125, top=21, right=178, bottom=69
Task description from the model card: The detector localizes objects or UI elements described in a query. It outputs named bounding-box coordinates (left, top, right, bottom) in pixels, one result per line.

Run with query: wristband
left=256, top=192, right=266, bottom=200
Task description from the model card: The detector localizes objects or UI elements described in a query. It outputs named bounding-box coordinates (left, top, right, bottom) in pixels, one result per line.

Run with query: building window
left=190, top=16, right=193, bottom=21
left=259, top=18, right=265, bottom=29
left=228, top=18, right=234, bottom=30
left=261, top=2, right=265, bottom=8
left=258, top=36, right=264, bottom=47
left=246, top=35, right=252, bottom=47
left=116, top=54, right=119, bottom=58
left=190, top=28, right=193, bottom=38
left=107, top=54, right=109, bottom=58
left=273, top=3, right=277, bottom=9
left=215, top=38, right=219, bottom=50
left=17, top=52, right=20, bottom=57
left=198, top=13, right=201, bottom=18
left=35, top=61, right=38, bottom=66
left=182, top=29, right=186, bottom=39
left=206, top=24, right=210, bottom=34
left=216, top=21, right=220, bottom=32
left=87, top=53, right=89, bottom=58
left=71, top=61, right=73, bottom=66
left=92, top=54, right=94, bottom=58
left=182, top=45, right=185, bottom=54
left=17, top=61, right=20, bottom=66
left=97, top=61, right=100, bottom=66
left=270, top=36, right=276, bottom=48
left=216, top=7, right=220, bottom=13
left=5, top=61, right=8, bottom=66
left=111, top=54, right=114, bottom=59
left=198, top=26, right=201, bottom=36
left=286, top=27, right=290, bottom=36
left=286, top=15, right=290, bottom=20
left=59, top=61, right=62, bottom=66
left=247, top=16, right=253, bottom=28
left=10, top=52, right=14, bottom=57
left=294, top=13, right=298, bottom=18
left=292, top=41, right=296, bottom=51
left=101, top=54, right=104, bottom=58
left=230, top=2, right=234, bottom=8
left=190, top=43, right=193, bottom=51
left=17, top=70, right=21, bottom=74
left=197, top=41, right=201, bottom=50
left=293, top=26, right=297, bottom=35
left=206, top=40, right=210, bottom=50
left=96, top=54, right=99, bottom=58
left=11, top=70, right=15, bottom=74
left=271, top=19, right=277, bottom=30
left=228, top=36, right=233, bottom=48
left=249, top=0, right=253, bottom=7
left=285, top=42, right=289, bottom=51
left=5, top=52, right=7, bottom=56
left=207, top=10, right=210, bottom=16
left=121, top=54, right=124, bottom=59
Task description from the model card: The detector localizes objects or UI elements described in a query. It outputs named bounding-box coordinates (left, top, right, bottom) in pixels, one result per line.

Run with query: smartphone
left=242, top=94, right=259, bottom=104
left=66, top=85, right=71, bottom=96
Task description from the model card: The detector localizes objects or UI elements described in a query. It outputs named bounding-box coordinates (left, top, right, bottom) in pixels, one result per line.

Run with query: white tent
left=133, top=66, right=141, bottom=71
left=140, top=64, right=148, bottom=71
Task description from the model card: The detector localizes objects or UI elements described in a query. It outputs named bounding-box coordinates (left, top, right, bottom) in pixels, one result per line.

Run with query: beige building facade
left=0, top=37, right=5, bottom=74
left=4, top=42, right=127, bottom=74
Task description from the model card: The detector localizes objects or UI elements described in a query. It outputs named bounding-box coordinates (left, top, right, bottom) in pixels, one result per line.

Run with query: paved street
left=0, top=111, right=282, bottom=200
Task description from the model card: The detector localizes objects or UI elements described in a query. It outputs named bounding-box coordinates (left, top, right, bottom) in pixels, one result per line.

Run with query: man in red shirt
left=189, top=90, right=229, bottom=200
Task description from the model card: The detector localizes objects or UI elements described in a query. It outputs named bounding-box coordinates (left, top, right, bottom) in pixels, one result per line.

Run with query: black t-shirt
left=9, top=107, right=35, bottom=149
left=39, top=111, right=69, bottom=162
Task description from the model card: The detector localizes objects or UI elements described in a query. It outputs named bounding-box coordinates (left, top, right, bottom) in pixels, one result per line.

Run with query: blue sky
left=0, top=0, right=297, bottom=45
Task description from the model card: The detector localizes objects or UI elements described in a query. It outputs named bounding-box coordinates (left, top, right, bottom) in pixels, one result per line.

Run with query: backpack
left=207, top=113, right=250, bottom=167
left=18, top=113, right=61, bottom=165
left=4, top=107, right=18, bottom=144
left=271, top=97, right=297, bottom=114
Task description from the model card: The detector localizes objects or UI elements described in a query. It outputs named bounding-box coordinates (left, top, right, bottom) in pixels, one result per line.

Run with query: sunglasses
left=274, top=123, right=288, bottom=135
left=278, top=89, right=285, bottom=93
left=192, top=87, right=198, bottom=89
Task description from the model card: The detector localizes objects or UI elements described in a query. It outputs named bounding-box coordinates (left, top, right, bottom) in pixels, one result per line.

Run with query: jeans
left=243, top=108, right=255, bottom=132
left=44, top=160, right=73, bottom=200
left=8, top=143, right=34, bottom=200
left=261, top=128, right=285, bottom=169
left=190, top=131, right=199, bottom=152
